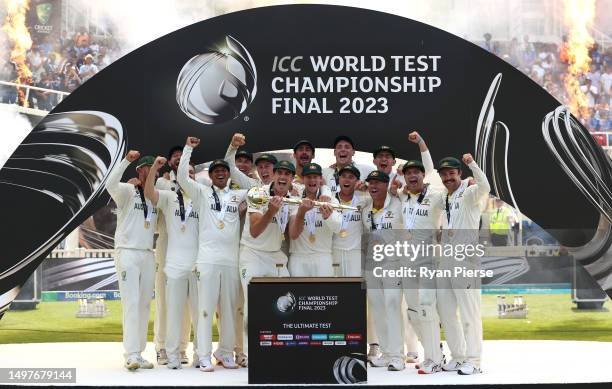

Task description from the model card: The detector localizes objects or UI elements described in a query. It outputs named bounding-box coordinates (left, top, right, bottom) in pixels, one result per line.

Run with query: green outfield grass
left=0, top=294, right=610, bottom=344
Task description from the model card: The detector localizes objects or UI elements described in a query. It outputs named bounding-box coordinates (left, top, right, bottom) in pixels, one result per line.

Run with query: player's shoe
left=367, top=343, right=381, bottom=363
left=418, top=359, right=443, bottom=374
left=199, top=357, right=214, bottom=372
left=387, top=357, right=406, bottom=371
left=192, top=354, right=200, bottom=368
left=442, top=358, right=463, bottom=372
left=137, top=356, right=154, bottom=369
left=167, top=359, right=182, bottom=370
left=405, top=351, right=419, bottom=363
left=156, top=349, right=168, bottom=365
left=370, top=355, right=391, bottom=367
left=216, top=354, right=239, bottom=369
left=235, top=352, right=248, bottom=367
left=125, top=356, right=140, bottom=371
left=180, top=351, right=189, bottom=364
left=457, top=361, right=482, bottom=375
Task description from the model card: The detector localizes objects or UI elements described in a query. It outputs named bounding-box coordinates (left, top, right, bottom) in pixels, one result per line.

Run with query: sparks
left=2, top=0, right=33, bottom=108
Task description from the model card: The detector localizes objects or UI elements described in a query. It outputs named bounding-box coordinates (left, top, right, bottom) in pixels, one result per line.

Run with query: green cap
left=254, top=153, right=278, bottom=165
left=373, top=145, right=396, bottom=159
left=293, top=140, right=315, bottom=152
left=402, top=160, right=425, bottom=173
left=301, top=162, right=323, bottom=176
left=209, top=159, right=230, bottom=172
left=274, top=160, right=296, bottom=174
left=235, top=150, right=253, bottom=162
left=136, top=156, right=155, bottom=170
left=337, top=165, right=360, bottom=179
left=365, top=170, right=390, bottom=183
left=437, top=157, right=462, bottom=171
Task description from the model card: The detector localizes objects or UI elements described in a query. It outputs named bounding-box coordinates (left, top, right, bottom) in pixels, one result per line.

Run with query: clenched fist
left=186, top=136, right=200, bottom=148
left=462, top=153, right=474, bottom=165
left=154, top=156, right=167, bottom=168
left=408, top=131, right=422, bottom=144
left=231, top=133, right=246, bottom=148
left=126, top=150, right=140, bottom=162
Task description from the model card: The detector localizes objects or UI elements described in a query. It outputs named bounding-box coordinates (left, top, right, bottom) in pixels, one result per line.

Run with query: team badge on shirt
left=121, top=271, right=127, bottom=281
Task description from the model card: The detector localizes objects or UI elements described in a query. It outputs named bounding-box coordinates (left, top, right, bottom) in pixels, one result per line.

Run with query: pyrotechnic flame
left=562, top=0, right=595, bottom=121
left=1, top=0, right=32, bottom=108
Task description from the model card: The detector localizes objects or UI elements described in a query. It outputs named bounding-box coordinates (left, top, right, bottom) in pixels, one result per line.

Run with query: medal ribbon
left=270, top=183, right=290, bottom=235
left=137, top=186, right=152, bottom=224
left=404, top=184, right=428, bottom=230
left=336, top=192, right=356, bottom=233
left=212, top=186, right=230, bottom=225
left=445, top=181, right=467, bottom=229
left=177, top=190, right=192, bottom=229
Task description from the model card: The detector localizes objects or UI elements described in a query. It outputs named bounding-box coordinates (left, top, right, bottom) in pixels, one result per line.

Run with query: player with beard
left=145, top=157, right=199, bottom=370
left=238, top=159, right=297, bottom=361
left=292, top=139, right=316, bottom=187
left=322, top=135, right=374, bottom=194
left=177, top=137, right=248, bottom=372
left=153, top=145, right=195, bottom=366
left=435, top=154, right=490, bottom=375
left=362, top=170, right=405, bottom=372
left=106, top=151, right=158, bottom=370
left=224, top=133, right=277, bottom=190
left=288, top=163, right=341, bottom=277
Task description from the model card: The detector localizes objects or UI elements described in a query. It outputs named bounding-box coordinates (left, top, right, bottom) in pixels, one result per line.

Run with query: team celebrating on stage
left=107, top=130, right=490, bottom=376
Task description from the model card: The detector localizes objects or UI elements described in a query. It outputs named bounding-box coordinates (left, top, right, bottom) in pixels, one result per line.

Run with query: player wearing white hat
left=106, top=151, right=158, bottom=371
left=288, top=163, right=341, bottom=277
left=362, top=170, right=405, bottom=372
left=153, top=145, right=194, bottom=366
left=238, top=159, right=296, bottom=358
left=322, top=135, right=373, bottom=194
left=397, top=132, right=446, bottom=374
left=177, top=137, right=248, bottom=373
left=145, top=156, right=199, bottom=370
left=435, top=153, right=490, bottom=375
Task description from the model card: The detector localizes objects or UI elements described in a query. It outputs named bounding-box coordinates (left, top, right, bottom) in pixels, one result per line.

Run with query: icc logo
left=176, top=35, right=257, bottom=125
left=276, top=292, right=296, bottom=313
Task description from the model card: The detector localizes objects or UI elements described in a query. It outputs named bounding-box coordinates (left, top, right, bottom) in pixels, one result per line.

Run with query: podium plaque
left=248, top=277, right=367, bottom=384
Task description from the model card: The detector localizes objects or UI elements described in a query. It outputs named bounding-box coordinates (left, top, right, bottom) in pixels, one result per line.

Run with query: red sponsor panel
left=259, top=334, right=276, bottom=341
left=346, top=333, right=362, bottom=340
left=309, top=341, right=322, bottom=346
left=272, top=341, right=284, bottom=346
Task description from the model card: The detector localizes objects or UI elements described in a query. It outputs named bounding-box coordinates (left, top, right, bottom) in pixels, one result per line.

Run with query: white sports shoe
left=180, top=351, right=189, bottom=364
left=216, top=354, right=239, bottom=369
left=370, top=355, right=391, bottom=367
left=137, top=356, right=154, bottom=369
left=418, top=359, right=443, bottom=374
left=405, top=351, right=419, bottom=363
left=167, top=359, right=182, bottom=370
left=387, top=357, right=406, bottom=371
left=199, top=357, right=214, bottom=372
left=192, top=354, right=200, bottom=368
left=156, top=349, right=168, bottom=365
left=367, top=343, right=381, bottom=362
left=442, top=358, right=463, bottom=371
left=125, top=356, right=140, bottom=371
left=235, top=352, right=248, bottom=368
left=458, top=361, right=482, bottom=375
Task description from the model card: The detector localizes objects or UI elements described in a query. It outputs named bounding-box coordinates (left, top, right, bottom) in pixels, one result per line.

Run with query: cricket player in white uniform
left=239, top=160, right=296, bottom=357
left=106, top=151, right=158, bottom=370
left=331, top=165, right=369, bottom=277
left=398, top=144, right=446, bottom=374
left=288, top=163, right=342, bottom=277
left=435, top=154, right=490, bottom=375
left=322, top=135, right=373, bottom=194
left=153, top=146, right=193, bottom=366
left=145, top=157, right=199, bottom=370
left=177, top=137, right=247, bottom=372
left=224, top=133, right=276, bottom=190
left=362, top=170, right=405, bottom=371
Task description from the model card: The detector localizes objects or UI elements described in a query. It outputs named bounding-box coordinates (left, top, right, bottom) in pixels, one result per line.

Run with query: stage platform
left=0, top=340, right=610, bottom=385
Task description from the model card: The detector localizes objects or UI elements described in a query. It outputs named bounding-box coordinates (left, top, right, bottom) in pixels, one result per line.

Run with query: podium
left=248, top=277, right=367, bottom=384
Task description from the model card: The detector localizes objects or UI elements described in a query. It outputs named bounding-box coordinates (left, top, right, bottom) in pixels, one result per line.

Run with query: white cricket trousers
left=115, top=248, right=155, bottom=360
left=436, top=259, right=483, bottom=367
left=165, top=268, right=198, bottom=364
left=403, top=286, right=443, bottom=363
left=289, top=252, right=334, bottom=277
left=154, top=236, right=191, bottom=353
left=366, top=262, right=403, bottom=359
left=401, top=296, right=420, bottom=355
left=239, top=246, right=290, bottom=355
left=332, top=248, right=362, bottom=277
left=195, top=263, right=240, bottom=361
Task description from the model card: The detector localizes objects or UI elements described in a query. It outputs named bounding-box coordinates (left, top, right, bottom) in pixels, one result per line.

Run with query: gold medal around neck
left=281, top=233, right=286, bottom=241
left=218, top=220, right=225, bottom=229
left=144, top=221, right=150, bottom=229
left=339, top=229, right=349, bottom=238
left=309, top=234, right=316, bottom=243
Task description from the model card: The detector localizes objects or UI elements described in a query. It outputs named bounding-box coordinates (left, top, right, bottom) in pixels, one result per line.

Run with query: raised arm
left=463, top=153, right=491, bottom=201
left=177, top=137, right=203, bottom=204
left=225, top=132, right=257, bottom=189
left=408, top=131, right=434, bottom=175
left=144, top=156, right=166, bottom=206
left=106, top=150, right=139, bottom=206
